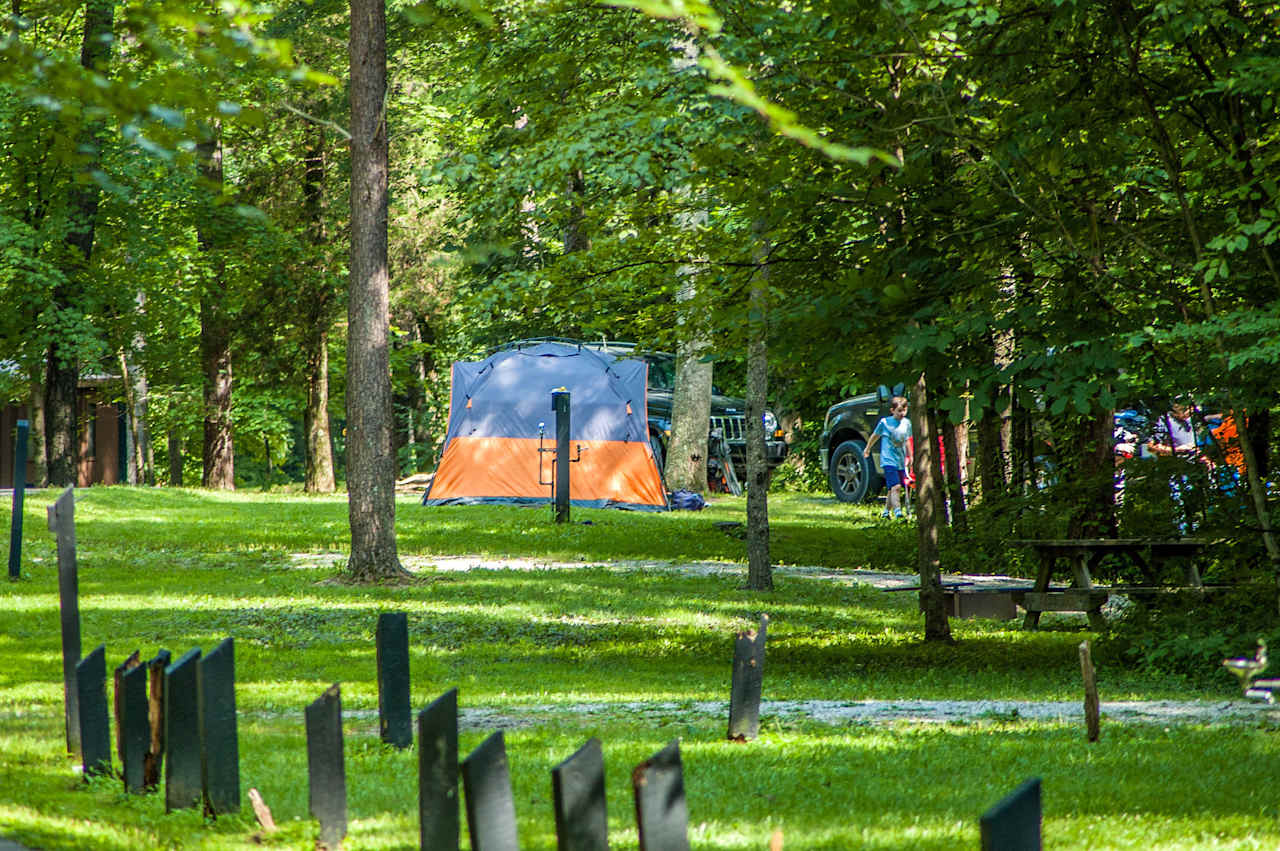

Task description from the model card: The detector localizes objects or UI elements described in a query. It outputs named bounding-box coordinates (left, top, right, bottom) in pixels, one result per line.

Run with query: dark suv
left=818, top=384, right=904, bottom=502
left=495, top=339, right=789, bottom=472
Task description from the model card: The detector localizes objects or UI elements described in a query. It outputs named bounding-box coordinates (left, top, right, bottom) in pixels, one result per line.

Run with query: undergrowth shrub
left=1098, top=583, right=1280, bottom=688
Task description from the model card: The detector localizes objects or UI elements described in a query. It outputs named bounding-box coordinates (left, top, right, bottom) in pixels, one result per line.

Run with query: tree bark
left=665, top=275, right=713, bottom=492
left=942, top=415, right=968, bottom=533
left=27, top=378, right=47, bottom=487
left=46, top=0, right=114, bottom=487
left=167, top=428, right=183, bottom=487
left=302, top=126, right=336, bottom=493
left=1066, top=408, right=1117, bottom=539
left=745, top=230, right=771, bottom=591
left=347, top=0, right=405, bottom=581
left=196, top=131, right=234, bottom=490
left=911, top=371, right=952, bottom=642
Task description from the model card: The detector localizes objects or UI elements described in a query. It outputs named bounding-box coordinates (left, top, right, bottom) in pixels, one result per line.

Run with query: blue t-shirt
left=873, top=415, right=912, bottom=470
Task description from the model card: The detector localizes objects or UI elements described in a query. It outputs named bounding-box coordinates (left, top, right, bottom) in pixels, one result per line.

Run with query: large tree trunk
left=347, top=0, right=405, bottom=581
left=563, top=169, right=589, bottom=254
left=46, top=0, right=114, bottom=487
left=302, top=126, right=336, bottom=493
left=665, top=275, right=713, bottom=492
left=1065, top=407, right=1117, bottom=538
left=912, top=371, right=952, bottom=643
left=120, top=294, right=154, bottom=485
left=197, top=131, right=234, bottom=490
left=167, top=428, right=183, bottom=487
left=745, top=231, right=771, bottom=591
left=303, top=327, right=336, bottom=493
left=27, top=378, right=47, bottom=487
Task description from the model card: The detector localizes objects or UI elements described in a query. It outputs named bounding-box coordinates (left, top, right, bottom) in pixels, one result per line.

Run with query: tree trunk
left=27, top=378, right=47, bottom=487
left=167, top=428, right=183, bottom=487
left=745, top=230, right=771, bottom=591
left=303, top=326, right=336, bottom=493
left=46, top=0, right=114, bottom=487
left=197, top=131, right=234, bottom=490
left=942, top=416, right=968, bottom=533
left=665, top=275, right=713, bottom=492
left=302, top=126, right=336, bottom=494
left=911, top=371, right=952, bottom=642
left=564, top=169, right=589, bottom=254
left=1066, top=408, right=1117, bottom=539
left=347, top=0, right=405, bottom=581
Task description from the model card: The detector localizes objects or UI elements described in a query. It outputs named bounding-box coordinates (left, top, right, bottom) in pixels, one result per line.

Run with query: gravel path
left=281, top=552, right=1277, bottom=727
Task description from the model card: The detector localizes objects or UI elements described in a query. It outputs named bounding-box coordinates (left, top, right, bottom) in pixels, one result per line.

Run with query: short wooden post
left=552, top=737, right=609, bottom=851
left=418, top=688, right=459, bottom=851
left=377, top=612, right=412, bottom=749
left=113, top=650, right=141, bottom=767
left=306, top=684, right=347, bottom=849
left=461, top=731, right=519, bottom=851
left=632, top=740, right=689, bottom=851
left=199, top=638, right=240, bottom=815
left=1080, top=640, right=1099, bottom=743
left=48, top=486, right=81, bottom=756
left=144, top=649, right=171, bottom=790
left=75, top=645, right=111, bottom=778
left=728, top=614, right=768, bottom=741
left=120, top=661, right=150, bottom=793
left=980, top=777, right=1042, bottom=851
left=165, top=648, right=202, bottom=812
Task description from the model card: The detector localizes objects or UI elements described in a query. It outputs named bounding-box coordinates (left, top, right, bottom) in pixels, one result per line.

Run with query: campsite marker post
left=8, top=418, right=28, bottom=580
left=552, top=390, right=571, bottom=523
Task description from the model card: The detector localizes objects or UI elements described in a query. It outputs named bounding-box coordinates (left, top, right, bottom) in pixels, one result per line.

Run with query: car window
left=645, top=356, right=675, bottom=391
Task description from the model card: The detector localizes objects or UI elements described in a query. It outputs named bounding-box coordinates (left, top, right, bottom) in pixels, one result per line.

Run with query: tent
left=423, top=341, right=669, bottom=511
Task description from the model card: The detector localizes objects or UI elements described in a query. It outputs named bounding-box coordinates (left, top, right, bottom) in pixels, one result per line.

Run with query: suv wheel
left=829, top=439, right=875, bottom=503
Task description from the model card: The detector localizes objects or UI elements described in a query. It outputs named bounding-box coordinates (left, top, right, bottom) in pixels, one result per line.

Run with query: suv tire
left=829, top=439, right=875, bottom=503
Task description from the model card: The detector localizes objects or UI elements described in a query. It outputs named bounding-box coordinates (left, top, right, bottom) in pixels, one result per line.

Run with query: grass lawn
left=0, top=487, right=1276, bottom=849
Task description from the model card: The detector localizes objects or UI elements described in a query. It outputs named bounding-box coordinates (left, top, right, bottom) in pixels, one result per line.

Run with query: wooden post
left=552, top=738, right=609, bottom=851
left=144, top=649, right=171, bottom=789
left=48, top=486, right=81, bottom=756
left=633, top=740, right=690, bottom=851
left=461, top=731, right=520, bottom=851
left=418, top=688, right=460, bottom=851
left=728, top=614, right=767, bottom=741
left=377, top=612, right=412, bottom=749
left=1080, top=640, right=1100, bottom=742
left=7, top=418, right=28, bottom=580
left=306, top=684, right=347, bottom=849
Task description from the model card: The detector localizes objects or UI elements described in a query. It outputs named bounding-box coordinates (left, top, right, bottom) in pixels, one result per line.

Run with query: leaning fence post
left=418, top=688, right=460, bottom=851
left=461, top=731, right=520, bottom=851
left=980, top=777, right=1042, bottom=851
left=633, top=740, right=690, bottom=851
left=552, top=737, right=609, bottom=851
left=728, top=614, right=768, bottom=741
left=306, top=683, right=347, bottom=849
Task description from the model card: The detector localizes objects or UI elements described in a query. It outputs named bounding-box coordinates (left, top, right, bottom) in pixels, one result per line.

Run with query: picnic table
left=1013, top=538, right=1207, bottom=630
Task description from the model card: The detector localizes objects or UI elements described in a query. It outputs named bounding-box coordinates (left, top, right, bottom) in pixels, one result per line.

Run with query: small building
left=1, top=376, right=126, bottom=489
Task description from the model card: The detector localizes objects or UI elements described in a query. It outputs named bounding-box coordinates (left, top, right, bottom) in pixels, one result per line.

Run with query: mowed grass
left=0, top=487, right=1276, bottom=850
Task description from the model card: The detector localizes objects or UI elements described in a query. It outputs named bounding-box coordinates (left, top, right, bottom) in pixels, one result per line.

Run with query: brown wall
left=1, top=392, right=121, bottom=488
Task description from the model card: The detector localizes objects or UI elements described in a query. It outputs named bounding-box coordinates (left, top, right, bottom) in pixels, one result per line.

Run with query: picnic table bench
left=1013, top=538, right=1207, bottom=630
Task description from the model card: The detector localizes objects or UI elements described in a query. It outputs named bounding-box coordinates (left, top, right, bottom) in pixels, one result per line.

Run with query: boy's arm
left=863, top=425, right=883, bottom=457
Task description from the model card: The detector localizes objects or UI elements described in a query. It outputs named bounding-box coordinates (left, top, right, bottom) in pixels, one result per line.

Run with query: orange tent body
left=423, top=342, right=669, bottom=511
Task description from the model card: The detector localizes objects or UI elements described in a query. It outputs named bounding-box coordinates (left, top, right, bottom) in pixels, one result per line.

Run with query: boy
left=864, top=396, right=912, bottom=519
